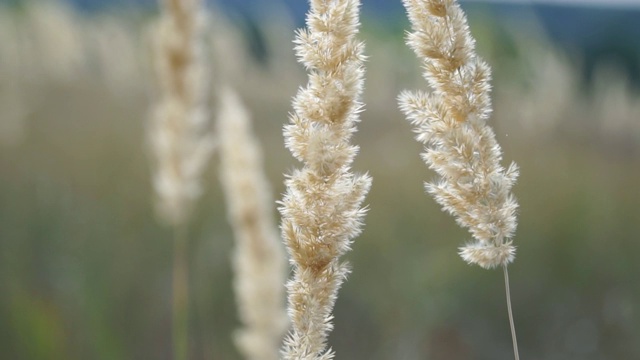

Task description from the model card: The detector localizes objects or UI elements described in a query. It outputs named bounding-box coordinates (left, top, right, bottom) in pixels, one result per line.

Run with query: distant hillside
left=54, top=0, right=640, bottom=47
left=25, top=0, right=639, bottom=83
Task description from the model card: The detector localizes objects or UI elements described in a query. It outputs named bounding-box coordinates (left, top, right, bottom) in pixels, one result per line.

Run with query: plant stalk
left=173, top=225, right=189, bottom=360
left=503, top=265, right=520, bottom=360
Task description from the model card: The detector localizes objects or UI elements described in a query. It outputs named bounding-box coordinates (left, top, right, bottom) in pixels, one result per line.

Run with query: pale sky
left=464, top=0, right=640, bottom=8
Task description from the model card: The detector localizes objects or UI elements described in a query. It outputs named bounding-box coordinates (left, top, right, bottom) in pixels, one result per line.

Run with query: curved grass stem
left=503, top=265, right=520, bottom=360
left=173, top=225, right=189, bottom=360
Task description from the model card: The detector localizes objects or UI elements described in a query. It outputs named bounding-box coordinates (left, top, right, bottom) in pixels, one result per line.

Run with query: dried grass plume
left=279, top=0, right=371, bottom=358
left=398, top=0, right=519, bottom=269
left=149, top=0, right=214, bottom=226
left=217, top=87, right=288, bottom=360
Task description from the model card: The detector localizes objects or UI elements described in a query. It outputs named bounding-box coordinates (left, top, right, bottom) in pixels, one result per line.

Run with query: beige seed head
left=217, top=87, right=288, bottom=360
left=279, top=0, right=371, bottom=358
left=399, top=0, right=519, bottom=269
left=149, top=0, right=214, bottom=226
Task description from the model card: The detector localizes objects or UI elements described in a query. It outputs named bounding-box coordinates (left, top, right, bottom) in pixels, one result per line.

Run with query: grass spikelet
left=217, top=87, right=288, bottom=360
left=399, top=0, right=519, bottom=270
left=149, top=0, right=213, bottom=227
left=399, top=1, right=521, bottom=358
left=148, top=1, right=213, bottom=359
left=279, top=0, right=371, bottom=358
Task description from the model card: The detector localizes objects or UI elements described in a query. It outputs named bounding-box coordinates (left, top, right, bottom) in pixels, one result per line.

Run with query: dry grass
left=279, top=1, right=371, bottom=358
left=1, top=2, right=639, bottom=360
left=399, top=0, right=519, bottom=269
left=217, top=87, right=288, bottom=360
left=399, top=1, right=521, bottom=357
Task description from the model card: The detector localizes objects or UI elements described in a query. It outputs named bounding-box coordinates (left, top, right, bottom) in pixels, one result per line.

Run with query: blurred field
left=1, top=1, right=639, bottom=359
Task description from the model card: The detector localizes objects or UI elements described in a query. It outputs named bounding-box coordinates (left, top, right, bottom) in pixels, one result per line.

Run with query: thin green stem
left=503, top=265, right=520, bottom=360
left=173, top=224, right=189, bottom=360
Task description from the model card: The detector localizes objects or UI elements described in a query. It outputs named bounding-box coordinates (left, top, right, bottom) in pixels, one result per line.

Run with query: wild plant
left=398, top=0, right=520, bottom=358
left=148, top=0, right=214, bottom=359
left=278, top=0, right=371, bottom=358
left=217, top=87, right=288, bottom=360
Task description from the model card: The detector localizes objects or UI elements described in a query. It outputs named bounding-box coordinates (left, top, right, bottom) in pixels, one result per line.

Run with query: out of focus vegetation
left=1, top=1, right=639, bottom=359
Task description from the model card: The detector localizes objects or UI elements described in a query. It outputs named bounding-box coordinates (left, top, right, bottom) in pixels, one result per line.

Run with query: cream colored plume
left=398, top=0, right=519, bottom=269
left=149, top=0, right=214, bottom=226
left=279, top=0, right=371, bottom=359
left=217, top=87, right=288, bottom=360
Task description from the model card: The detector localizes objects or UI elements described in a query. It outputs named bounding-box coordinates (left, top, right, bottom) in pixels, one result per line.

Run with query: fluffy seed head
left=149, top=0, right=213, bottom=226
left=279, top=0, right=371, bottom=358
left=399, top=0, right=519, bottom=269
left=217, top=87, right=288, bottom=360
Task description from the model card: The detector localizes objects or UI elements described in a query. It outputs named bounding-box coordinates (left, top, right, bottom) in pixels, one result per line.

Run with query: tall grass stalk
left=398, top=0, right=520, bottom=358
left=504, top=265, right=519, bottom=360
left=172, top=225, right=189, bottom=360
left=279, top=0, right=371, bottom=358
left=149, top=0, right=213, bottom=359
left=217, top=87, right=288, bottom=360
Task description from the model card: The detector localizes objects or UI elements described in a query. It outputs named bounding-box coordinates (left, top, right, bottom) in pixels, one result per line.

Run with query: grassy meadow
left=1, top=1, right=639, bottom=359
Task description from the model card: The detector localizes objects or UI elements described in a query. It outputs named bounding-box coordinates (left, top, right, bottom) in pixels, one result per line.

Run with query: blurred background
left=1, top=0, right=639, bottom=359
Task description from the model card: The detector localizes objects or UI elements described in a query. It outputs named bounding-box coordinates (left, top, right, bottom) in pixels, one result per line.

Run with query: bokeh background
left=1, top=0, right=639, bottom=359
